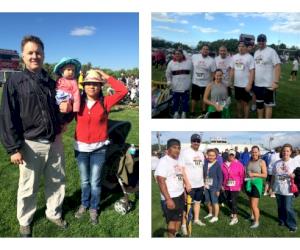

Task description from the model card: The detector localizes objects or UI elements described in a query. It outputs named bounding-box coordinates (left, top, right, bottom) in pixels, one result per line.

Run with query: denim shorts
left=204, top=189, right=219, bottom=204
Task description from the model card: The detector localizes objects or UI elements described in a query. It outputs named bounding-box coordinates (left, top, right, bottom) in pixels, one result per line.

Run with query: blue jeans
left=75, top=146, right=107, bottom=210
left=275, top=194, right=297, bottom=230
left=172, top=91, right=189, bottom=113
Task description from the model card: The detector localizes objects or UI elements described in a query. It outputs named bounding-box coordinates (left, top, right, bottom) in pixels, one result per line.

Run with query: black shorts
left=234, top=86, right=252, bottom=102
left=190, top=187, right=205, bottom=202
left=245, top=184, right=261, bottom=198
left=161, top=193, right=185, bottom=223
left=290, top=70, right=298, bottom=76
left=253, top=85, right=276, bottom=107
left=191, top=84, right=206, bottom=100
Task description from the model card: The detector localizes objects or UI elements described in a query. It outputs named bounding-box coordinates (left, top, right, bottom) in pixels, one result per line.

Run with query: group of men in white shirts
left=166, top=33, right=281, bottom=119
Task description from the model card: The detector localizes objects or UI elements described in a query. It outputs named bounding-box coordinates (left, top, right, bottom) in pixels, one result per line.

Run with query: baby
left=54, top=57, right=81, bottom=112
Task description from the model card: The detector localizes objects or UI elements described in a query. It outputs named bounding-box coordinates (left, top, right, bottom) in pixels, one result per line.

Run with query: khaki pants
left=17, top=135, right=65, bottom=226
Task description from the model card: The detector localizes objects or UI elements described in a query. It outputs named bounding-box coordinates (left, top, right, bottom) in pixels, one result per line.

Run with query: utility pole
left=156, top=131, right=162, bottom=152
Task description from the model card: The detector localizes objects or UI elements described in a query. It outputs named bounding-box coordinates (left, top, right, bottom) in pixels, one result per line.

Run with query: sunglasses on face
left=84, top=82, right=101, bottom=87
left=192, top=140, right=201, bottom=143
left=257, top=39, right=266, bottom=42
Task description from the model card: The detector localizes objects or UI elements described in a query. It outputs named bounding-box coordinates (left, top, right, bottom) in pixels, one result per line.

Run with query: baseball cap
left=191, top=134, right=201, bottom=142
left=228, top=149, right=236, bottom=156
left=257, top=34, right=267, bottom=42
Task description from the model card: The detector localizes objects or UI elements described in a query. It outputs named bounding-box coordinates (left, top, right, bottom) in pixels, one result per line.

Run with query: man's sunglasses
left=192, top=140, right=201, bottom=143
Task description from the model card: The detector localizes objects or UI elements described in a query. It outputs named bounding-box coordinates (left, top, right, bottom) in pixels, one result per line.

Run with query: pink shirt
left=56, top=77, right=80, bottom=112
left=221, top=160, right=245, bottom=191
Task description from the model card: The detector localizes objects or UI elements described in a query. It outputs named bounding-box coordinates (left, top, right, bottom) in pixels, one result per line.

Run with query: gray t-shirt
left=210, top=82, right=228, bottom=104
left=246, top=159, right=262, bottom=177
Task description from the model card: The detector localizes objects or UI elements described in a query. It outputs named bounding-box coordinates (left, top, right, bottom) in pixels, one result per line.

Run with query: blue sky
left=151, top=132, right=300, bottom=149
left=0, top=13, right=138, bottom=70
left=152, top=13, right=300, bottom=48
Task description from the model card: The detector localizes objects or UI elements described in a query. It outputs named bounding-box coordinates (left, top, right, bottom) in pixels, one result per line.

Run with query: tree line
left=152, top=37, right=300, bottom=58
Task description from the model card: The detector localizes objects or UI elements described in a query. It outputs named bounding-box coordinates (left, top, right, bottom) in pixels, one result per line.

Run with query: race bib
left=227, top=179, right=236, bottom=187
left=235, top=63, right=244, bottom=71
left=205, top=177, right=213, bottom=186
left=255, top=57, right=263, bottom=65
left=193, top=157, right=203, bottom=168
left=196, top=72, right=205, bottom=79
left=278, top=175, right=287, bottom=182
left=176, top=173, right=183, bottom=182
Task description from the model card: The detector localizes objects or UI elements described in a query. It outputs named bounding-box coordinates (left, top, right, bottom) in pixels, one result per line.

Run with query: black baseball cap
left=191, top=134, right=201, bottom=142
left=257, top=34, right=267, bottom=42
left=167, top=138, right=181, bottom=149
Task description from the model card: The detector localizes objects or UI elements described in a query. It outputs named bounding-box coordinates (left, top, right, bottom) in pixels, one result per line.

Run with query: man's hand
left=185, top=184, right=192, bottom=193
left=59, top=101, right=72, bottom=113
left=11, top=152, right=23, bottom=165
left=166, top=198, right=175, bottom=210
left=271, top=82, right=279, bottom=90
left=245, top=84, right=252, bottom=92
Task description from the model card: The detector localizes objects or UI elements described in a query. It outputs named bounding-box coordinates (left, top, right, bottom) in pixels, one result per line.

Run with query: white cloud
left=225, top=29, right=241, bottom=34
left=155, top=26, right=188, bottom=33
left=204, top=13, right=215, bottom=21
left=261, top=133, right=300, bottom=149
left=180, top=20, right=189, bottom=24
left=192, top=25, right=218, bottom=33
left=175, top=13, right=198, bottom=16
left=239, top=22, right=245, bottom=27
left=152, top=12, right=177, bottom=23
left=70, top=26, right=96, bottom=36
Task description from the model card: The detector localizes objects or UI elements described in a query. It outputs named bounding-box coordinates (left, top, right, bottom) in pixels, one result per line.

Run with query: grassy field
left=152, top=177, right=300, bottom=237
left=152, top=62, right=300, bottom=118
left=0, top=86, right=139, bottom=237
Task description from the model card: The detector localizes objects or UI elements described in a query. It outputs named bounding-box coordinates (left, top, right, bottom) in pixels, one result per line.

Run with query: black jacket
left=0, top=68, right=64, bottom=154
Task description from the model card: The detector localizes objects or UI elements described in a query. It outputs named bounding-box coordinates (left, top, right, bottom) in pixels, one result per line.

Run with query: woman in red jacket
left=74, top=69, right=128, bottom=224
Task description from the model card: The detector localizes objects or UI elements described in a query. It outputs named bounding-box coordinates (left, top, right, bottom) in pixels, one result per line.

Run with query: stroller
left=152, top=81, right=173, bottom=117
left=102, top=120, right=139, bottom=215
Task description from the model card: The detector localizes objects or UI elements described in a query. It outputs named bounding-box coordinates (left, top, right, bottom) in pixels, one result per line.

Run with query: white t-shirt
left=215, top=55, right=232, bottom=86
left=272, top=158, right=297, bottom=196
left=192, top=54, right=216, bottom=87
left=293, top=155, right=300, bottom=168
left=231, top=53, right=255, bottom=88
left=268, top=152, right=280, bottom=175
left=151, top=156, right=160, bottom=171
left=154, top=155, right=184, bottom=200
left=178, top=147, right=205, bottom=188
left=254, top=47, right=281, bottom=87
left=292, top=59, right=299, bottom=71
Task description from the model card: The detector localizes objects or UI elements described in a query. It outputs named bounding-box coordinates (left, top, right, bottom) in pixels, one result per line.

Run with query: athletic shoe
left=209, top=217, right=218, bottom=223
left=263, top=192, right=268, bottom=196
left=181, top=112, right=186, bottom=119
left=173, top=112, right=179, bottom=119
left=75, top=205, right=87, bottom=219
left=19, top=225, right=31, bottom=237
left=248, top=215, right=254, bottom=221
left=289, top=228, right=297, bottom=233
left=204, top=213, right=213, bottom=219
left=189, top=112, right=196, bottom=118
left=89, top=209, right=99, bottom=225
left=250, top=222, right=259, bottom=229
left=270, top=193, right=276, bottom=198
left=181, top=224, right=188, bottom=236
left=229, top=218, right=238, bottom=226
left=194, top=220, right=206, bottom=226
left=47, top=217, right=68, bottom=229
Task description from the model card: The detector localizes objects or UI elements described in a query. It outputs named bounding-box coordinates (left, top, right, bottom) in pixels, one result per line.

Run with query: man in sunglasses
left=253, top=34, right=281, bottom=118
left=179, top=134, right=206, bottom=235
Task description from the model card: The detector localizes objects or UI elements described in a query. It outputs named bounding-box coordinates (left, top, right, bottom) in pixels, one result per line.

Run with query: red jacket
left=75, top=77, right=128, bottom=143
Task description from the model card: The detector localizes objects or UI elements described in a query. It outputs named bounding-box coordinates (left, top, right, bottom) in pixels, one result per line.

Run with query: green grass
left=152, top=62, right=300, bottom=118
left=0, top=98, right=139, bottom=237
left=152, top=177, right=300, bottom=237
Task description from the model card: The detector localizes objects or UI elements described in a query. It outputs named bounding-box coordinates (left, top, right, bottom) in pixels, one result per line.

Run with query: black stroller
left=102, top=120, right=139, bottom=215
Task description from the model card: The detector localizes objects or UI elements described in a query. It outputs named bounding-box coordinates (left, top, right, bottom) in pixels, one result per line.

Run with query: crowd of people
left=163, top=34, right=282, bottom=119
left=0, top=35, right=129, bottom=237
left=153, top=134, right=300, bottom=237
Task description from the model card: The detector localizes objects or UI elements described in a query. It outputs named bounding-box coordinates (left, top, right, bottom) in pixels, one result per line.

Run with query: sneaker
left=209, top=217, right=218, bottom=223
left=270, top=193, right=276, bottom=198
left=251, top=104, right=256, bottom=112
left=175, top=232, right=182, bottom=237
left=181, top=224, right=188, bottom=236
left=89, top=209, right=98, bottom=225
left=250, top=222, right=259, bottom=229
left=204, top=213, right=213, bottom=219
left=173, top=112, right=179, bottom=119
left=47, top=217, right=68, bottom=229
left=248, top=215, right=254, bottom=221
left=263, top=192, right=268, bottom=196
left=181, top=112, right=186, bottom=119
left=19, top=225, right=31, bottom=237
left=194, top=220, right=206, bottom=226
left=229, top=217, right=238, bottom=226
left=289, top=227, right=297, bottom=233
left=75, top=205, right=87, bottom=219
left=189, top=112, right=196, bottom=118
